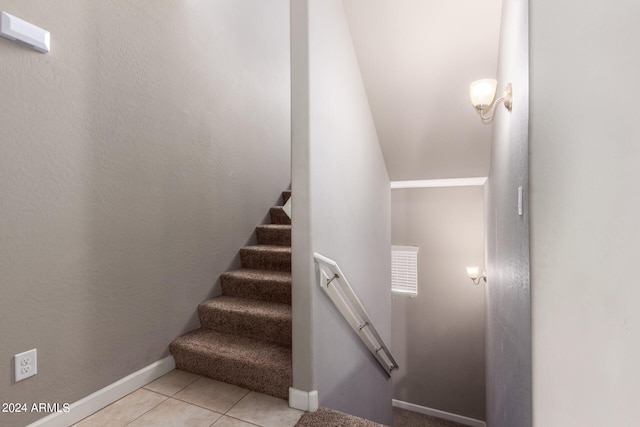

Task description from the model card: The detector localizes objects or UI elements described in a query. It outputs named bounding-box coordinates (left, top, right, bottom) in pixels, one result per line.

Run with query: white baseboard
left=28, top=355, right=176, bottom=427
left=289, top=387, right=318, bottom=412
left=392, top=399, right=486, bottom=427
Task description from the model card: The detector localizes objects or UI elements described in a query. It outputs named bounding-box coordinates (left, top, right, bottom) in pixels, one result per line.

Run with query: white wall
left=391, top=187, right=485, bottom=421
left=0, top=2, right=290, bottom=426
left=291, top=0, right=393, bottom=424
left=485, top=0, right=530, bottom=425
left=530, top=1, right=640, bottom=425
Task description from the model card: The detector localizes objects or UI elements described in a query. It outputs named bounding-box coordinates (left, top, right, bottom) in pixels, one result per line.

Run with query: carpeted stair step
left=295, top=407, right=386, bottom=427
left=170, top=189, right=293, bottom=402
left=221, top=269, right=291, bottom=305
left=270, top=206, right=291, bottom=225
left=256, top=224, right=291, bottom=246
left=240, top=245, right=291, bottom=272
left=198, top=296, right=291, bottom=346
left=170, top=328, right=291, bottom=400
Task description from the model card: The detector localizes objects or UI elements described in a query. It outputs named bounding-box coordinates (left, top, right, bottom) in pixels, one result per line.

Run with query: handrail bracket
left=326, top=273, right=339, bottom=287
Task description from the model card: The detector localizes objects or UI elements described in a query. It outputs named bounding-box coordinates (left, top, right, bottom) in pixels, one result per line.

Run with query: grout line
left=119, top=389, right=168, bottom=426
left=144, top=396, right=226, bottom=424
left=212, top=413, right=262, bottom=427
left=143, top=370, right=201, bottom=397
left=169, top=395, right=227, bottom=415
left=180, top=375, right=206, bottom=394
left=224, top=389, right=253, bottom=414
left=167, top=379, right=250, bottom=416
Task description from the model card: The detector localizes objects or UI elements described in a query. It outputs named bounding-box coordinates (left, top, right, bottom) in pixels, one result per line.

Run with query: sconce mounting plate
left=503, top=82, right=513, bottom=112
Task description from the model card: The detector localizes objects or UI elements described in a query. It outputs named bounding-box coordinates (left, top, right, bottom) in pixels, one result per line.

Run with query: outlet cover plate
left=14, top=348, right=37, bottom=382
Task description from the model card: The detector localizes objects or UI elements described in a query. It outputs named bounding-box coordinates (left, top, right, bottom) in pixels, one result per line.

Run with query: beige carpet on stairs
left=169, top=189, right=472, bottom=427
left=169, top=190, right=292, bottom=399
left=295, top=407, right=386, bottom=427
left=294, top=406, right=469, bottom=427
left=391, top=407, right=468, bottom=427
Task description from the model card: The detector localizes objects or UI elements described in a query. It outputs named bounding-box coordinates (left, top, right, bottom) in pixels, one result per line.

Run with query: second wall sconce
left=466, top=266, right=487, bottom=285
left=470, top=79, right=512, bottom=123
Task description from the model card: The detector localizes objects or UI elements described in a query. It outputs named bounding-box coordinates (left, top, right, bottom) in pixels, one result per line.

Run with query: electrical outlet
left=14, top=349, right=37, bottom=382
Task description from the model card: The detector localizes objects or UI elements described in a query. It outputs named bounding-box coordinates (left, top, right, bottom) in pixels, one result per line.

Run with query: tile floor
left=73, top=370, right=304, bottom=427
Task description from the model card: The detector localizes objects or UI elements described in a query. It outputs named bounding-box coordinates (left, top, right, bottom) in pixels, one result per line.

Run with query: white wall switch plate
left=0, top=12, right=50, bottom=53
left=518, top=186, right=523, bottom=216
left=14, top=348, right=37, bottom=382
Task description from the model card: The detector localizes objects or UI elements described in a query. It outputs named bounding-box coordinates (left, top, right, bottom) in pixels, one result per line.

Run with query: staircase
left=170, top=190, right=292, bottom=399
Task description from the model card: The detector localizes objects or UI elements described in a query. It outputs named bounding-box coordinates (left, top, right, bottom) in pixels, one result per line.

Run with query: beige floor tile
left=226, top=392, right=304, bottom=427
left=73, top=389, right=166, bottom=427
left=144, top=370, right=200, bottom=396
left=212, top=415, right=261, bottom=427
left=174, top=377, right=250, bottom=413
left=127, top=398, right=222, bottom=427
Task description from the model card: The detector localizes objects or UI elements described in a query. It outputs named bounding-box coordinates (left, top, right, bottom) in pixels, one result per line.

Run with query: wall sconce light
left=466, top=266, right=487, bottom=285
left=469, top=79, right=512, bottom=123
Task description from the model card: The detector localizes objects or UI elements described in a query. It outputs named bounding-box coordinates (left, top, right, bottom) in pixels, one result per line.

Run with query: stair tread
left=255, top=224, right=291, bottom=246
left=171, top=328, right=291, bottom=365
left=199, top=296, right=291, bottom=345
left=220, top=269, right=291, bottom=305
left=199, top=296, right=291, bottom=321
left=256, top=224, right=291, bottom=230
left=239, top=245, right=291, bottom=272
left=241, top=245, right=291, bottom=253
left=170, top=328, right=291, bottom=399
left=221, top=268, right=291, bottom=283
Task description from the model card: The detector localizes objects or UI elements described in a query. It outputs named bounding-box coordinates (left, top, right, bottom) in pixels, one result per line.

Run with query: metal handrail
left=313, top=252, right=399, bottom=376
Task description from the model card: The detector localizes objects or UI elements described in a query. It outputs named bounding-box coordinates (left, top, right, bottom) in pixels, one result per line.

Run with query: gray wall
left=391, top=187, right=485, bottom=421
left=291, top=0, right=393, bottom=424
left=485, top=0, right=530, bottom=426
left=530, top=1, right=640, bottom=425
left=0, top=2, right=291, bottom=426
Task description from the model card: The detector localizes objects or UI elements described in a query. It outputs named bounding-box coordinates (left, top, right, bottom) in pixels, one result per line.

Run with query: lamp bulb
left=466, top=266, right=480, bottom=280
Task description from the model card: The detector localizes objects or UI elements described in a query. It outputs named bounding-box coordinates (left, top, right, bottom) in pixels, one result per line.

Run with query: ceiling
left=342, top=0, right=503, bottom=182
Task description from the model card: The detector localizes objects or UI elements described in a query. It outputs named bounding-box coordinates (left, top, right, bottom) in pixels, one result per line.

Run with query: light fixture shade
left=470, top=79, right=497, bottom=110
left=466, top=266, right=480, bottom=280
